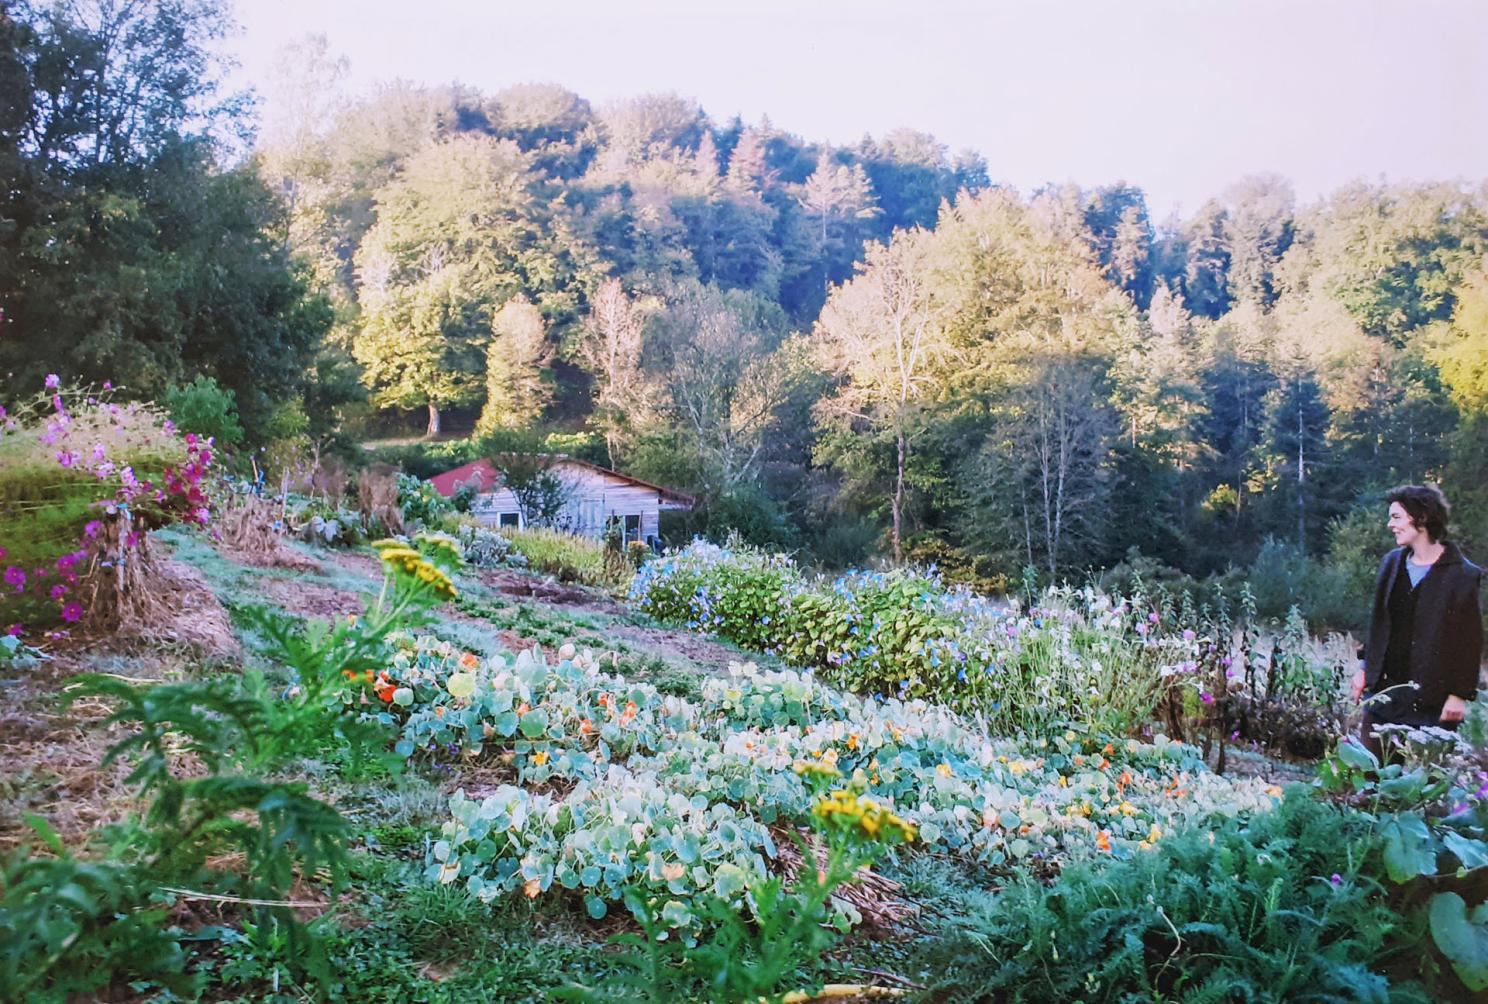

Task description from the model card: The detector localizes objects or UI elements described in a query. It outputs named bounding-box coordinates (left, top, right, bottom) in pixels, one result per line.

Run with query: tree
left=476, top=295, right=550, bottom=434
left=0, top=0, right=330, bottom=442
left=968, top=354, right=1117, bottom=576
left=797, top=152, right=879, bottom=299
left=575, top=278, right=659, bottom=467
left=813, top=230, right=951, bottom=562
left=1222, top=174, right=1294, bottom=309
left=352, top=134, right=549, bottom=436
left=649, top=280, right=804, bottom=496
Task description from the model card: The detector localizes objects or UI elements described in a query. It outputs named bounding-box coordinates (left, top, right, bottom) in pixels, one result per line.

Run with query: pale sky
left=224, top=0, right=1488, bottom=220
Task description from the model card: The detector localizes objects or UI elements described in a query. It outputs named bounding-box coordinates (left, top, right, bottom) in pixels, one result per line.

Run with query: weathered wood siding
left=469, top=463, right=669, bottom=542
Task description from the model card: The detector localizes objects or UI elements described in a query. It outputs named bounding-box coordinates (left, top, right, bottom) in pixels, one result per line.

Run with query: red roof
left=426, top=456, right=695, bottom=507
left=428, top=458, right=500, bottom=497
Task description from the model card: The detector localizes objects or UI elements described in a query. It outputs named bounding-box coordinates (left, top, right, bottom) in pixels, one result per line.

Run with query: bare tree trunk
left=1296, top=395, right=1306, bottom=550
left=893, top=418, right=906, bottom=565
left=426, top=402, right=441, bottom=439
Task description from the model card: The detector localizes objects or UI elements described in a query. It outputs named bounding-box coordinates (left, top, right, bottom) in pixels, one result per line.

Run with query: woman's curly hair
left=1387, top=484, right=1451, bottom=542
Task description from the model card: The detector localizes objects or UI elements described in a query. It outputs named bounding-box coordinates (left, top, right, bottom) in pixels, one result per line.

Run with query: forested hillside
left=5, top=5, right=1488, bottom=607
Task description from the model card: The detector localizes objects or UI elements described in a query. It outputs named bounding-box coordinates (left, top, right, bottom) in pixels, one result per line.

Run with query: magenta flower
left=1182, top=629, right=1196, bottom=642
left=44, top=373, right=59, bottom=390
left=49, top=584, right=67, bottom=600
left=102, top=381, right=112, bottom=391
left=3, top=567, right=24, bottom=592
left=1200, top=691, right=1215, bottom=705
left=163, top=420, right=175, bottom=434
left=1148, top=611, right=1160, bottom=623
left=60, top=602, right=83, bottom=623
left=84, top=521, right=102, bottom=538
left=55, top=450, right=78, bottom=468
left=1330, top=873, right=1342, bottom=886
left=91, top=443, right=106, bottom=462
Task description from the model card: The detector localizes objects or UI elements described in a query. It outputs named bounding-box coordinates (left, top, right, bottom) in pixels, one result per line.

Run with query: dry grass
left=771, top=827, right=919, bottom=933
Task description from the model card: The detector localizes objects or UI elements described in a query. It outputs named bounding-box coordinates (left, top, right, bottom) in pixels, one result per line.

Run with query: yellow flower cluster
left=374, top=541, right=458, bottom=600
left=793, top=759, right=843, bottom=782
left=812, top=789, right=917, bottom=845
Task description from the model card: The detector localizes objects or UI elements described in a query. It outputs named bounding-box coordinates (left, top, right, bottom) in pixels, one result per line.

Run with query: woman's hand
left=1350, top=669, right=1366, bottom=702
left=1440, top=695, right=1468, bottom=723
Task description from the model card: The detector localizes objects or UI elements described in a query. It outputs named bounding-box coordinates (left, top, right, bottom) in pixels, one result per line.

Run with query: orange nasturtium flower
left=460, top=652, right=480, bottom=669
left=1096, top=830, right=1112, bottom=853
left=532, top=750, right=549, bottom=766
left=579, top=718, right=594, bottom=735
left=523, top=878, right=541, bottom=898
left=517, top=702, right=531, bottom=716
left=435, top=706, right=446, bottom=718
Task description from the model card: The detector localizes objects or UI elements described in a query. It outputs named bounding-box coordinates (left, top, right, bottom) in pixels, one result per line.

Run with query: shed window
left=623, top=514, right=640, bottom=544
left=498, top=512, right=520, bottom=529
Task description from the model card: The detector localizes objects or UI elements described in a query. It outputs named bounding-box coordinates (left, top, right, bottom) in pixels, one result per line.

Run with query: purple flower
left=5, top=624, right=20, bottom=637
left=49, top=584, right=67, bottom=600
left=0, top=406, right=6, bottom=420
left=84, top=521, right=102, bottom=538
left=51, top=394, right=64, bottom=413
left=91, top=443, right=106, bottom=462
left=102, top=381, right=112, bottom=391
left=1148, top=611, right=1160, bottom=623
left=55, top=450, right=78, bottom=468
left=1330, top=873, right=1342, bottom=886
left=120, top=466, right=137, bottom=489
left=3, top=566, right=24, bottom=592
left=1200, top=691, right=1215, bottom=705
left=163, top=420, right=175, bottom=434
left=44, top=373, right=59, bottom=390
left=60, top=602, right=83, bottom=623
left=1182, top=629, right=1196, bottom=642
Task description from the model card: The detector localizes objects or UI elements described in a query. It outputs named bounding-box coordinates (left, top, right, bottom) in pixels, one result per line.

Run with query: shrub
left=163, top=375, right=244, bottom=447
left=631, top=542, right=1180, bottom=736
left=396, top=473, right=454, bottom=526
left=504, top=526, right=630, bottom=590
left=917, top=792, right=1439, bottom=1003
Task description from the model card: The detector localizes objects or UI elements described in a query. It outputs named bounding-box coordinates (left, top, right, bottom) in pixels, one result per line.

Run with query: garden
left=3, top=379, right=1488, bottom=1003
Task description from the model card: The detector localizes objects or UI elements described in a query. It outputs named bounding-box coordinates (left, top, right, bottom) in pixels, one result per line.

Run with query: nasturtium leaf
left=392, top=687, right=414, bottom=707
left=493, top=711, right=519, bottom=737
left=519, top=709, right=549, bottom=739
left=394, top=739, right=415, bottom=758
left=446, top=672, right=476, bottom=700
left=585, top=894, right=608, bottom=919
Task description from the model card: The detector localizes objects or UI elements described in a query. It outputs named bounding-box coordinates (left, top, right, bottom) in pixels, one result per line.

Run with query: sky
left=224, top=0, right=1488, bottom=220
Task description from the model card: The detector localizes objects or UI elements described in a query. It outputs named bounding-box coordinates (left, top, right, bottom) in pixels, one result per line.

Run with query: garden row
left=629, top=540, right=1352, bottom=752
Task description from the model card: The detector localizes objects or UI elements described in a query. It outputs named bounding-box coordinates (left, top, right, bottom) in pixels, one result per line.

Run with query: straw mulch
left=770, top=826, right=919, bottom=932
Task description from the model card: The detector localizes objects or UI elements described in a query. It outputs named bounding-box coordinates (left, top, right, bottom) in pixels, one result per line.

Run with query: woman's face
left=1388, top=502, right=1426, bottom=549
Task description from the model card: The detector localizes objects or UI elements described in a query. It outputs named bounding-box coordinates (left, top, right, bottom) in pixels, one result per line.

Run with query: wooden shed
left=427, top=456, right=694, bottom=547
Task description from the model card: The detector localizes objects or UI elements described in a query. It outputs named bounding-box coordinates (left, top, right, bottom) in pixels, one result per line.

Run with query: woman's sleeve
left=1450, top=570, right=1485, bottom=700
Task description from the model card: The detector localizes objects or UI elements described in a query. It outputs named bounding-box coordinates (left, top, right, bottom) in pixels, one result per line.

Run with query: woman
left=1352, top=484, right=1483, bottom=754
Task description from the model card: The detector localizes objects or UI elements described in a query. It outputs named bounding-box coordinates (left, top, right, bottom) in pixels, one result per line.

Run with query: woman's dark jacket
left=1362, top=541, right=1485, bottom=710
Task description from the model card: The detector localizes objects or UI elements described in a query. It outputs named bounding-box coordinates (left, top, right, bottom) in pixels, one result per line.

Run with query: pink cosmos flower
left=60, top=602, right=83, bottom=623
left=55, top=450, right=79, bottom=468
left=44, top=373, right=59, bottom=390
left=3, top=567, right=24, bottom=592
left=91, top=443, right=106, bottom=462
